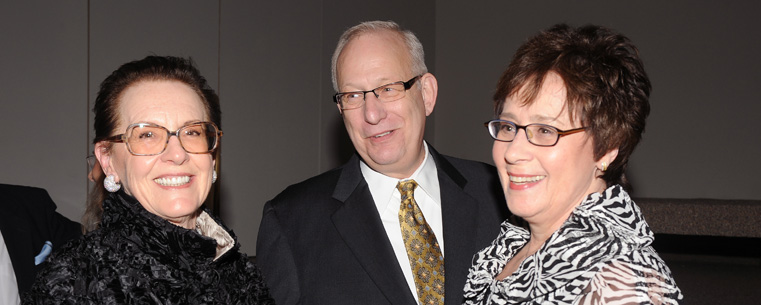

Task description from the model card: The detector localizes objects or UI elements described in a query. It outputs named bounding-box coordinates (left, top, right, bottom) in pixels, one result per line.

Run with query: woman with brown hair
left=464, top=24, right=682, bottom=304
left=25, top=56, right=273, bottom=304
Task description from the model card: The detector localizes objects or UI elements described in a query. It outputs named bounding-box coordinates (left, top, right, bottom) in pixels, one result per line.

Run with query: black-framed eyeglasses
left=102, top=121, right=223, bottom=156
left=333, top=75, right=422, bottom=110
left=484, top=119, right=586, bottom=147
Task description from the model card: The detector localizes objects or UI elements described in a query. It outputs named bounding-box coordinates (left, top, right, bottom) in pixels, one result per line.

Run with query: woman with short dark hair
left=464, top=24, right=682, bottom=304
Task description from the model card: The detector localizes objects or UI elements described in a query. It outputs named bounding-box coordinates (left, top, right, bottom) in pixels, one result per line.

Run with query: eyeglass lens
left=125, top=123, right=218, bottom=155
left=339, top=82, right=406, bottom=109
left=488, top=121, right=560, bottom=146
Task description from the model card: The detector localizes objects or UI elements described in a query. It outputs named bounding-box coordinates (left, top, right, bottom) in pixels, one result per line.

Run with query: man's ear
left=419, top=73, right=438, bottom=116
left=94, top=142, right=117, bottom=181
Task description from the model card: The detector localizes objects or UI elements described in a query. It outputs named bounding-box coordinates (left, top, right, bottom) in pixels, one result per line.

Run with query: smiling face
left=335, top=30, right=436, bottom=179
left=493, top=73, right=615, bottom=231
left=96, top=80, right=214, bottom=229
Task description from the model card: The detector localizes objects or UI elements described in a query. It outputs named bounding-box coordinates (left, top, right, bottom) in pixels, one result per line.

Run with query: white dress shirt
left=0, top=232, right=21, bottom=305
left=360, top=142, right=442, bottom=303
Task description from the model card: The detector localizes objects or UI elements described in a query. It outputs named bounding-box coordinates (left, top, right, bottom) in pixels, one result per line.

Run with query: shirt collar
left=360, top=141, right=440, bottom=209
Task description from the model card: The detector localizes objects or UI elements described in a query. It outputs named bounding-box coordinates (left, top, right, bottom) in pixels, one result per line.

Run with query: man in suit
left=0, top=183, right=81, bottom=302
left=257, top=20, right=509, bottom=305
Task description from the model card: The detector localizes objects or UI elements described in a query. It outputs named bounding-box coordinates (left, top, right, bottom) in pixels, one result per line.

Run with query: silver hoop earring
left=104, top=175, right=121, bottom=192
left=212, top=170, right=218, bottom=183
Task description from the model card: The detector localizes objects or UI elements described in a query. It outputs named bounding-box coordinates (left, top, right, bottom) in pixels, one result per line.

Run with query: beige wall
left=1, top=1, right=759, bottom=254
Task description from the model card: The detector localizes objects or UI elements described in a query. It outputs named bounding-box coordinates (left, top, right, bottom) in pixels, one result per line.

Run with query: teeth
left=154, top=176, right=191, bottom=186
left=509, top=175, right=545, bottom=183
left=374, top=131, right=391, bottom=138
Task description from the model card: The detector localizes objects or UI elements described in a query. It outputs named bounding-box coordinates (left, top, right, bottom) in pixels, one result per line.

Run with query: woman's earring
left=212, top=170, right=218, bottom=183
left=104, top=175, right=121, bottom=192
left=601, top=162, right=608, bottom=172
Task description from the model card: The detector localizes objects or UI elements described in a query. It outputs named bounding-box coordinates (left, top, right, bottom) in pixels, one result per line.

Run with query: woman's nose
left=503, top=128, right=533, bottom=164
left=161, top=136, right=189, bottom=164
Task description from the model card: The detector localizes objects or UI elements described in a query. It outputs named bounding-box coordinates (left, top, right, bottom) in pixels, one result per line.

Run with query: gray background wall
left=1, top=1, right=758, bottom=254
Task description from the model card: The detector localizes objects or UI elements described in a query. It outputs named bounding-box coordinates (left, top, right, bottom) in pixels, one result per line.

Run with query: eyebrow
left=339, top=77, right=397, bottom=92
left=531, top=114, right=562, bottom=124
left=128, top=120, right=206, bottom=128
left=499, top=113, right=563, bottom=124
left=183, top=119, right=206, bottom=125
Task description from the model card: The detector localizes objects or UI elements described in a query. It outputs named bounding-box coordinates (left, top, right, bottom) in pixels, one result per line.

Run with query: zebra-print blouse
left=463, top=185, right=683, bottom=304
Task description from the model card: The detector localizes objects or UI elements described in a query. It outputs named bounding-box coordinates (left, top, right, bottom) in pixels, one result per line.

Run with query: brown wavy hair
left=493, top=24, right=651, bottom=191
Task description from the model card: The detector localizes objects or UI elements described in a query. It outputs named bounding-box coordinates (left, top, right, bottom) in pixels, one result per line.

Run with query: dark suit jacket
left=0, top=184, right=81, bottom=294
left=257, top=146, right=509, bottom=305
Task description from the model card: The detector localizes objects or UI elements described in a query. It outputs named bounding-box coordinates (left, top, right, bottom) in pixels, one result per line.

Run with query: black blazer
left=257, top=146, right=509, bottom=305
left=0, top=184, right=81, bottom=294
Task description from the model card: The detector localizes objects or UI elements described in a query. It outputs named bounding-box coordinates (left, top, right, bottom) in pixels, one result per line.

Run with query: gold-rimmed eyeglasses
left=102, top=121, right=223, bottom=156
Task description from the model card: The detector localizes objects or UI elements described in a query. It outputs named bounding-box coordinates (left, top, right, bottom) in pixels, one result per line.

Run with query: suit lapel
left=330, top=155, right=416, bottom=304
left=430, top=149, right=480, bottom=305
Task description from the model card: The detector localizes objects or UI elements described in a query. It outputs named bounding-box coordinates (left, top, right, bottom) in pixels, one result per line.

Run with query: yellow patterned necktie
left=397, top=179, right=445, bottom=305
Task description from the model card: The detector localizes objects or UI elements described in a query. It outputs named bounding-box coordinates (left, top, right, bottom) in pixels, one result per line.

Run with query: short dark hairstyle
left=83, top=55, right=220, bottom=232
left=493, top=24, right=651, bottom=190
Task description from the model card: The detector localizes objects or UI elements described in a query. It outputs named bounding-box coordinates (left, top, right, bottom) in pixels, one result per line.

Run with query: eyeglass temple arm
left=101, top=134, right=124, bottom=143
left=556, top=127, right=586, bottom=136
left=403, top=75, right=421, bottom=89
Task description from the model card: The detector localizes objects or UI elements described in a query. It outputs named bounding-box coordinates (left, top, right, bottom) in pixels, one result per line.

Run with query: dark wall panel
left=435, top=1, right=761, bottom=200
left=0, top=1, right=88, bottom=220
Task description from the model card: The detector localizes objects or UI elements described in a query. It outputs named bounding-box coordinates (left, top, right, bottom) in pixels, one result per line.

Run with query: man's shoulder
left=267, top=166, right=345, bottom=208
left=436, top=154, right=499, bottom=181
left=0, top=183, right=55, bottom=210
left=435, top=153, right=506, bottom=209
left=439, top=154, right=495, bottom=171
left=0, top=184, right=69, bottom=232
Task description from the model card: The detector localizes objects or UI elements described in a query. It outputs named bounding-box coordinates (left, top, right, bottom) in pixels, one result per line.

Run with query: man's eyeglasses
left=102, top=121, right=223, bottom=156
left=484, top=119, right=586, bottom=147
left=333, top=75, right=422, bottom=110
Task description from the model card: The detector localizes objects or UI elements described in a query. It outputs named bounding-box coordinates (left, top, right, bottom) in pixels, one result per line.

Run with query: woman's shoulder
left=22, top=231, right=118, bottom=303
left=40, top=230, right=112, bottom=268
left=212, top=252, right=274, bottom=304
left=580, top=248, right=683, bottom=304
left=35, top=228, right=136, bottom=279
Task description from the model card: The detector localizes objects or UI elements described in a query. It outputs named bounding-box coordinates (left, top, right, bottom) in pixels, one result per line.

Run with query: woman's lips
left=154, top=176, right=192, bottom=187
left=507, top=174, right=545, bottom=190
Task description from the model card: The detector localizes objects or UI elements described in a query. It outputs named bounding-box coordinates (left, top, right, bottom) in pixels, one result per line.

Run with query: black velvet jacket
left=23, top=190, right=273, bottom=305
